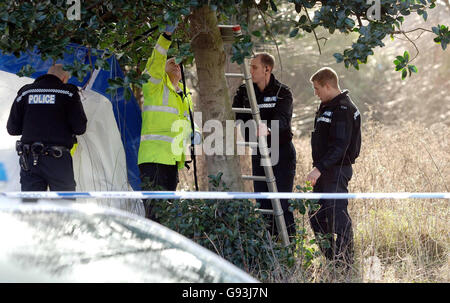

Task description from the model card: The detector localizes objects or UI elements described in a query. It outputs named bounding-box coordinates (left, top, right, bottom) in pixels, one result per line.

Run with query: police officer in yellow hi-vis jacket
left=138, top=24, right=196, bottom=220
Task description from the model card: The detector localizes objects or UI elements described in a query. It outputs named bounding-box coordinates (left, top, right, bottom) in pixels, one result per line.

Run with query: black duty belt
left=16, top=141, right=70, bottom=169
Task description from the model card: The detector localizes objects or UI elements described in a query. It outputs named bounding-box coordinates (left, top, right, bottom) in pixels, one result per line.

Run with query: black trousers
left=309, top=165, right=354, bottom=265
left=139, top=162, right=179, bottom=221
left=252, top=141, right=297, bottom=239
left=20, top=152, right=76, bottom=191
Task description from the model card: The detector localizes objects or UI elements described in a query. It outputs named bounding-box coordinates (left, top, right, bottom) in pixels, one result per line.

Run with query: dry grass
left=292, top=119, right=449, bottom=283
left=178, top=118, right=449, bottom=282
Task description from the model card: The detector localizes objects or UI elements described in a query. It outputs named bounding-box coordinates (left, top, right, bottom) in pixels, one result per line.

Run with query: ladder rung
left=218, top=25, right=242, bottom=42
left=237, top=141, right=258, bottom=148
left=225, top=73, right=245, bottom=78
left=232, top=107, right=252, bottom=114
left=256, top=209, right=274, bottom=215
left=242, top=175, right=266, bottom=182
left=218, top=25, right=240, bottom=30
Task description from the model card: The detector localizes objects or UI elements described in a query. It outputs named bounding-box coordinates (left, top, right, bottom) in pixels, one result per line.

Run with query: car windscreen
left=0, top=207, right=257, bottom=283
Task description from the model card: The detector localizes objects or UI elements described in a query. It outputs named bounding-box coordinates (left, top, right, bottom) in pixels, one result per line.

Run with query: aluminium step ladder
left=219, top=25, right=290, bottom=247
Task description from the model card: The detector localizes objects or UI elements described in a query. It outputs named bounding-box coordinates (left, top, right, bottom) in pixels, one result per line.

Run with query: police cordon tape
left=1, top=191, right=449, bottom=200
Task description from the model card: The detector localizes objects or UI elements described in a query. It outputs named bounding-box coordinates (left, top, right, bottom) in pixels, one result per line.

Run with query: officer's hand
left=306, top=167, right=321, bottom=187
left=164, top=21, right=178, bottom=35
left=191, top=131, right=202, bottom=145
left=257, top=123, right=270, bottom=137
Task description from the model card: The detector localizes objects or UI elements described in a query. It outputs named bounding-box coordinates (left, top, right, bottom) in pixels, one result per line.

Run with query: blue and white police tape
left=1, top=191, right=449, bottom=200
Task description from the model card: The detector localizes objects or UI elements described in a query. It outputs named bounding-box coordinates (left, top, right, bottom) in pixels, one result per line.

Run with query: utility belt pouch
left=16, top=141, right=29, bottom=171
left=31, top=142, right=44, bottom=166
left=19, top=154, right=29, bottom=171
left=16, top=141, right=30, bottom=171
left=16, top=140, right=23, bottom=155
left=49, top=146, right=64, bottom=158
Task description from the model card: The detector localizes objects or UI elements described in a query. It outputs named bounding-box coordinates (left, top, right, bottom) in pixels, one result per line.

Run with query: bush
left=145, top=173, right=321, bottom=281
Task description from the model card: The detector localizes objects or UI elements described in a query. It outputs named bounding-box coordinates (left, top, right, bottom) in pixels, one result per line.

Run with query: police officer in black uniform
left=7, top=64, right=87, bottom=192
left=233, top=52, right=297, bottom=239
left=307, top=67, right=361, bottom=267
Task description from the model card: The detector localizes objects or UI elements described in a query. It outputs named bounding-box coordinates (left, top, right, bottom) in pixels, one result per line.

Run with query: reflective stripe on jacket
left=138, top=34, right=194, bottom=169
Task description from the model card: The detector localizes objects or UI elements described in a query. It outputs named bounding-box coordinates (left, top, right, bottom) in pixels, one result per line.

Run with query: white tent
left=0, top=47, right=144, bottom=216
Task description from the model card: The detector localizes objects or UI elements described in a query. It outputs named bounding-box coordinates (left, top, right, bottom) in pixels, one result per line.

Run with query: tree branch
left=401, top=32, right=420, bottom=63
left=256, top=7, right=283, bottom=71
left=357, top=15, right=363, bottom=28
left=392, top=27, right=433, bottom=35
left=304, top=7, right=322, bottom=55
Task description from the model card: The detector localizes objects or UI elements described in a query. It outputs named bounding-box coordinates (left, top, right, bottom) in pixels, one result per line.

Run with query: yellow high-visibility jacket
left=138, top=34, right=194, bottom=170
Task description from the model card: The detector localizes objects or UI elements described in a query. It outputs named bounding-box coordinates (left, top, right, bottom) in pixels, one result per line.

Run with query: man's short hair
left=48, top=64, right=70, bottom=80
left=310, top=67, right=339, bottom=88
left=254, top=52, right=275, bottom=71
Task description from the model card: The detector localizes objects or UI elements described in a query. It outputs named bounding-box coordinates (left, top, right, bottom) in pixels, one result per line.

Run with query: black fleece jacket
left=232, top=74, right=294, bottom=147
left=7, top=74, right=87, bottom=148
left=311, top=90, right=361, bottom=173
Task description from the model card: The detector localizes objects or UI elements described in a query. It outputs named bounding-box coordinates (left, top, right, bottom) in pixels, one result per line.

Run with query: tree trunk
left=189, top=5, right=243, bottom=191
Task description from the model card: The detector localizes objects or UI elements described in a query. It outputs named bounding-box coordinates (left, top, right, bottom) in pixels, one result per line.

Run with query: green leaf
left=0, top=12, right=8, bottom=22
left=344, top=18, right=355, bottom=28
left=403, top=51, right=409, bottom=62
left=344, top=59, right=350, bottom=69
left=333, top=53, right=344, bottom=63
left=422, top=10, right=427, bottom=21
left=408, top=65, right=418, bottom=73
left=401, top=68, right=408, bottom=80
left=432, top=26, right=440, bottom=35
left=289, top=28, right=299, bottom=38
left=252, top=30, right=262, bottom=37
left=396, top=55, right=405, bottom=63
left=298, top=202, right=306, bottom=215
left=36, top=13, right=47, bottom=22
left=299, top=15, right=307, bottom=25
left=124, top=87, right=132, bottom=100
left=16, top=64, right=36, bottom=77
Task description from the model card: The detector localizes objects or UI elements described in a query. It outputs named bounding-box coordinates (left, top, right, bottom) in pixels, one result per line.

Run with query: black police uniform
left=7, top=74, right=87, bottom=191
left=233, top=74, right=297, bottom=238
left=309, top=89, right=361, bottom=265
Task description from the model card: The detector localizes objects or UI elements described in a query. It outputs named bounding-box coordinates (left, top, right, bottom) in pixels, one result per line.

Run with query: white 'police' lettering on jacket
left=317, top=116, right=331, bottom=123
left=28, top=94, right=56, bottom=104
left=16, top=88, right=73, bottom=102
left=258, top=103, right=276, bottom=109
left=263, top=96, right=277, bottom=102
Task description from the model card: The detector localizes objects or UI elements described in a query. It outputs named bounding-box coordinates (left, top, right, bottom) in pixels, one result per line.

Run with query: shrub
left=145, top=173, right=321, bottom=281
